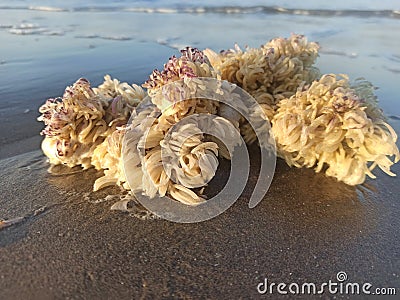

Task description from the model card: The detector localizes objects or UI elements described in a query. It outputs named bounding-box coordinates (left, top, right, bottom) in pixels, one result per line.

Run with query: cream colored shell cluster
left=120, top=51, right=243, bottom=205
left=38, top=35, right=400, bottom=208
left=38, top=75, right=145, bottom=172
left=204, top=34, right=321, bottom=121
left=271, top=74, right=399, bottom=185
left=205, top=34, right=399, bottom=186
left=38, top=48, right=237, bottom=206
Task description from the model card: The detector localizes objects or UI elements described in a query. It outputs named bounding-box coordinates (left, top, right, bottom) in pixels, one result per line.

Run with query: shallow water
left=0, top=1, right=399, bottom=115
left=0, top=1, right=400, bottom=150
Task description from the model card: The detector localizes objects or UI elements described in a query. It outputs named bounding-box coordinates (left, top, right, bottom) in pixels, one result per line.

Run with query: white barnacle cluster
left=271, top=74, right=399, bottom=185
left=204, top=34, right=320, bottom=121
left=94, top=74, right=146, bottom=120
left=38, top=35, right=400, bottom=211
left=121, top=48, right=243, bottom=205
left=204, top=34, right=399, bottom=186
left=38, top=75, right=145, bottom=170
left=38, top=78, right=110, bottom=169
left=38, top=47, right=246, bottom=206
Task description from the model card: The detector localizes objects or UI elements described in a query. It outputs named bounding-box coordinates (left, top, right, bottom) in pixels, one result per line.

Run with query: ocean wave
left=319, top=48, right=358, bottom=58
left=0, top=5, right=399, bottom=19
left=28, top=6, right=68, bottom=12
left=75, top=34, right=132, bottom=41
left=7, top=23, right=65, bottom=36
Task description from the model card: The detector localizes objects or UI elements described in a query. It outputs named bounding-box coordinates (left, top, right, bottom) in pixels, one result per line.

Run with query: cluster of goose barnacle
left=271, top=74, right=399, bottom=185
left=38, top=34, right=399, bottom=207
left=204, top=34, right=321, bottom=120
left=38, top=76, right=144, bottom=170
left=205, top=34, right=398, bottom=187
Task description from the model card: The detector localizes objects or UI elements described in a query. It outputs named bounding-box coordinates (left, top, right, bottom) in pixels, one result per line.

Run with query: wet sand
left=0, top=134, right=399, bottom=299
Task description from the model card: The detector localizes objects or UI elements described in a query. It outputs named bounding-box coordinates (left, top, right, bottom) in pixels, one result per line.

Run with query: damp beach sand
left=0, top=146, right=400, bottom=298
left=1, top=1, right=400, bottom=298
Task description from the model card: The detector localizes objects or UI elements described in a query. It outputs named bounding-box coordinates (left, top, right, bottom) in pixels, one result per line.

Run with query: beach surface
left=1, top=1, right=400, bottom=299
left=0, top=143, right=399, bottom=299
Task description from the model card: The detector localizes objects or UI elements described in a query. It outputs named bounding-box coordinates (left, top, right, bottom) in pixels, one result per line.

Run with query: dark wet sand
left=0, top=130, right=399, bottom=299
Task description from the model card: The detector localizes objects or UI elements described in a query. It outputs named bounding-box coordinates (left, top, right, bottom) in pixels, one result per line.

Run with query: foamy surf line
left=0, top=5, right=399, bottom=19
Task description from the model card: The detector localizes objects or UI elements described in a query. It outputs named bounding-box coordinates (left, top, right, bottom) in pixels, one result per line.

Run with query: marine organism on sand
left=37, top=36, right=400, bottom=210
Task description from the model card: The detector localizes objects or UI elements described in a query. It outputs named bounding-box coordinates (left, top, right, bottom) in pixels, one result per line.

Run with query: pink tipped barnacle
left=180, top=47, right=208, bottom=64
left=143, top=47, right=216, bottom=92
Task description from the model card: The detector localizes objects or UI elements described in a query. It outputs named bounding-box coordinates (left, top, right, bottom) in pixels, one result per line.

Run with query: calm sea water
left=0, top=0, right=399, bottom=116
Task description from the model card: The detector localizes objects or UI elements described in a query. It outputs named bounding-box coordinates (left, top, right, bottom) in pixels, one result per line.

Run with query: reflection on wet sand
left=44, top=142, right=378, bottom=250
left=0, top=148, right=397, bottom=298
